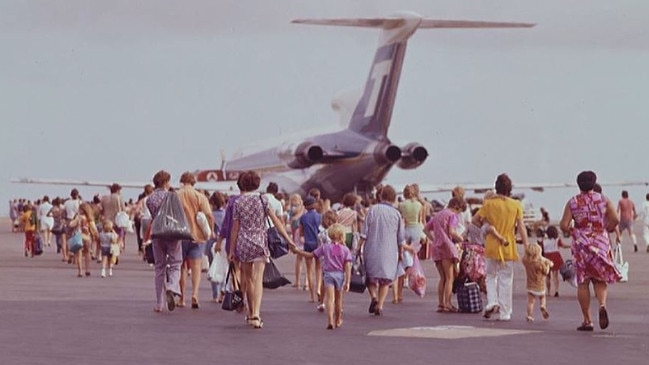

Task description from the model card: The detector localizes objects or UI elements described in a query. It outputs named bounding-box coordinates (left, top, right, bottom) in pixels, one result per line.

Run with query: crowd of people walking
left=9, top=169, right=638, bottom=332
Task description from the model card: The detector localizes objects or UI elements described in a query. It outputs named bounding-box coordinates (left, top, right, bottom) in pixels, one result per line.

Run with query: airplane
left=11, top=12, right=538, bottom=200
left=11, top=12, right=648, bottom=203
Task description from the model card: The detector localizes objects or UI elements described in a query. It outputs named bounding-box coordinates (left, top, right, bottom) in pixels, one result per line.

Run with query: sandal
left=436, top=305, right=446, bottom=313
left=165, top=290, right=176, bottom=312
left=540, top=307, right=550, bottom=319
left=525, top=315, right=534, bottom=322
left=368, top=298, right=378, bottom=314
left=577, top=322, right=594, bottom=331
left=250, top=317, right=263, bottom=329
left=599, top=306, right=609, bottom=329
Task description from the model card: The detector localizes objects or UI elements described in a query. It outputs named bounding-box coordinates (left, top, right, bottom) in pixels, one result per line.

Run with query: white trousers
left=642, top=224, right=649, bottom=247
left=485, top=259, right=514, bottom=319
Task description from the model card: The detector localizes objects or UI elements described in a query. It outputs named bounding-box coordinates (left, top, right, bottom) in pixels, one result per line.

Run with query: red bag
left=407, top=256, right=426, bottom=298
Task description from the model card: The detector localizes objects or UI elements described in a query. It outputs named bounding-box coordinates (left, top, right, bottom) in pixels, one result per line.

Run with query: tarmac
left=0, top=217, right=647, bottom=365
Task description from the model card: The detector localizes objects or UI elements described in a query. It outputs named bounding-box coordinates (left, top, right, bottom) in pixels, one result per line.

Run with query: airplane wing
left=397, top=181, right=649, bottom=195
left=10, top=177, right=239, bottom=194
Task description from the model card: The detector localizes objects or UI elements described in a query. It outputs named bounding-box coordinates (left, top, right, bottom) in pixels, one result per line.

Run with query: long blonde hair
left=524, top=243, right=542, bottom=261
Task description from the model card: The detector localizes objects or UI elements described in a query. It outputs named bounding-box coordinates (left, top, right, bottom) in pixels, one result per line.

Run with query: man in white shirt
left=641, top=193, right=649, bottom=253
left=264, top=182, right=285, bottom=228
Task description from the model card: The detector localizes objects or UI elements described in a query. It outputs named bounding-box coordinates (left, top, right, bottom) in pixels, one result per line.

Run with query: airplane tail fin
left=293, top=13, right=533, bottom=140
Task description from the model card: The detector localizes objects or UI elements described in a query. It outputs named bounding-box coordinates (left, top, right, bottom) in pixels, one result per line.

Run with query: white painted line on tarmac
left=368, top=325, right=540, bottom=339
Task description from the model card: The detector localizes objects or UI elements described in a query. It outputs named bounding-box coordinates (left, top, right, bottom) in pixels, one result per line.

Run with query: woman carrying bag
left=228, top=171, right=295, bottom=329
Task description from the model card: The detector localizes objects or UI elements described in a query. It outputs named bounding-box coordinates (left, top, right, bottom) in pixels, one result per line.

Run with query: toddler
left=542, top=226, right=565, bottom=297
left=99, top=221, right=119, bottom=278
left=315, top=210, right=338, bottom=312
left=293, top=223, right=352, bottom=329
left=521, top=243, right=553, bottom=322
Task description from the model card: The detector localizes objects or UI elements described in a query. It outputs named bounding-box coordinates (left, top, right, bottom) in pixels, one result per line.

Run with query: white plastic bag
left=208, top=249, right=228, bottom=283
left=613, top=244, right=629, bottom=282
left=196, top=211, right=212, bottom=238
left=115, top=211, right=131, bottom=229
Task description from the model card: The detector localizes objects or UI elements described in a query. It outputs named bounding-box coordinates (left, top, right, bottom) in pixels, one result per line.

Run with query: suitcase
left=456, top=281, right=483, bottom=313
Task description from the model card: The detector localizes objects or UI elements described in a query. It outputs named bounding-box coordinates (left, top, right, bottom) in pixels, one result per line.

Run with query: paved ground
left=1, top=218, right=648, bottom=365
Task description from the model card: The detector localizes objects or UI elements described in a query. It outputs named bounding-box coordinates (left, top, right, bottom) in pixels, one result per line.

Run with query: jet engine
left=397, top=143, right=428, bottom=169
left=373, top=143, right=402, bottom=165
left=282, top=142, right=324, bottom=169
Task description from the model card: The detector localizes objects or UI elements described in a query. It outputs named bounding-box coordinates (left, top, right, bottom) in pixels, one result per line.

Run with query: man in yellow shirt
left=472, top=173, right=529, bottom=321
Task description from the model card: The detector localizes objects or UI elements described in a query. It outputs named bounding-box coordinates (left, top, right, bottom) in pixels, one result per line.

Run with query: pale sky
left=2, top=0, right=649, bottom=219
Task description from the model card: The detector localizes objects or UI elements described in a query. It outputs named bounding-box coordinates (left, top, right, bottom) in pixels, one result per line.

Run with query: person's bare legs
left=526, top=293, right=535, bottom=320
left=325, top=285, right=335, bottom=328
left=436, top=259, right=455, bottom=309
left=242, top=260, right=265, bottom=328
left=315, top=260, right=323, bottom=303
left=178, top=261, right=188, bottom=307
left=294, top=255, right=304, bottom=288
left=577, top=280, right=592, bottom=324
left=83, top=243, right=91, bottom=275
left=304, top=257, right=316, bottom=302
left=375, top=284, right=389, bottom=314
left=435, top=261, right=445, bottom=309
left=334, top=290, right=343, bottom=327
left=189, top=257, right=202, bottom=308
left=593, top=281, right=608, bottom=307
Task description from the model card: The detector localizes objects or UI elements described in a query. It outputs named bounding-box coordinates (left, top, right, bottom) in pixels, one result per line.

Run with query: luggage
left=456, top=281, right=483, bottom=313
left=33, top=235, right=43, bottom=256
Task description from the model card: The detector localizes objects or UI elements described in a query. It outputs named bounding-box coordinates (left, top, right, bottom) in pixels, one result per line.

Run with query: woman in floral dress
left=560, top=170, right=621, bottom=331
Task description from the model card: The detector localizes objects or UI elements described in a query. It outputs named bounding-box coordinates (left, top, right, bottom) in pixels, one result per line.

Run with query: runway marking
left=368, top=325, right=540, bottom=339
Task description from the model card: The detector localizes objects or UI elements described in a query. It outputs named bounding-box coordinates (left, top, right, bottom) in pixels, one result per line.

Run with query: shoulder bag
left=151, top=191, right=193, bottom=241
left=260, top=195, right=289, bottom=259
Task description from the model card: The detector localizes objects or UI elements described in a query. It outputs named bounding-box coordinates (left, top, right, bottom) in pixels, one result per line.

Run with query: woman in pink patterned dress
left=424, top=197, right=466, bottom=312
left=560, top=171, right=621, bottom=331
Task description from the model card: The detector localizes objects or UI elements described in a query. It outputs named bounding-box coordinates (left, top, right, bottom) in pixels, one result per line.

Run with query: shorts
left=40, top=216, right=54, bottom=230
left=323, top=271, right=345, bottom=291
left=405, top=225, right=424, bottom=245
left=182, top=241, right=205, bottom=260
left=619, top=219, right=634, bottom=232
left=100, top=246, right=111, bottom=256
left=304, top=242, right=317, bottom=253
left=527, top=289, right=546, bottom=297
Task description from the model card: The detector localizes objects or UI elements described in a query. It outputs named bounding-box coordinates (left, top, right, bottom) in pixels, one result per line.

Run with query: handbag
left=151, top=191, right=193, bottom=241
left=67, top=230, right=83, bottom=253
left=613, top=244, right=629, bottom=282
left=260, top=195, right=289, bottom=259
left=221, top=263, right=244, bottom=311
left=349, top=255, right=367, bottom=293
left=263, top=258, right=291, bottom=289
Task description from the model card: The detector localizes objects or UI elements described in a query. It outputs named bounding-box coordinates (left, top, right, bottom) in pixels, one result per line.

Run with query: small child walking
left=99, top=221, right=119, bottom=278
left=293, top=223, right=352, bottom=329
left=314, top=210, right=338, bottom=312
left=521, top=243, right=553, bottom=322
left=542, top=226, right=566, bottom=297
